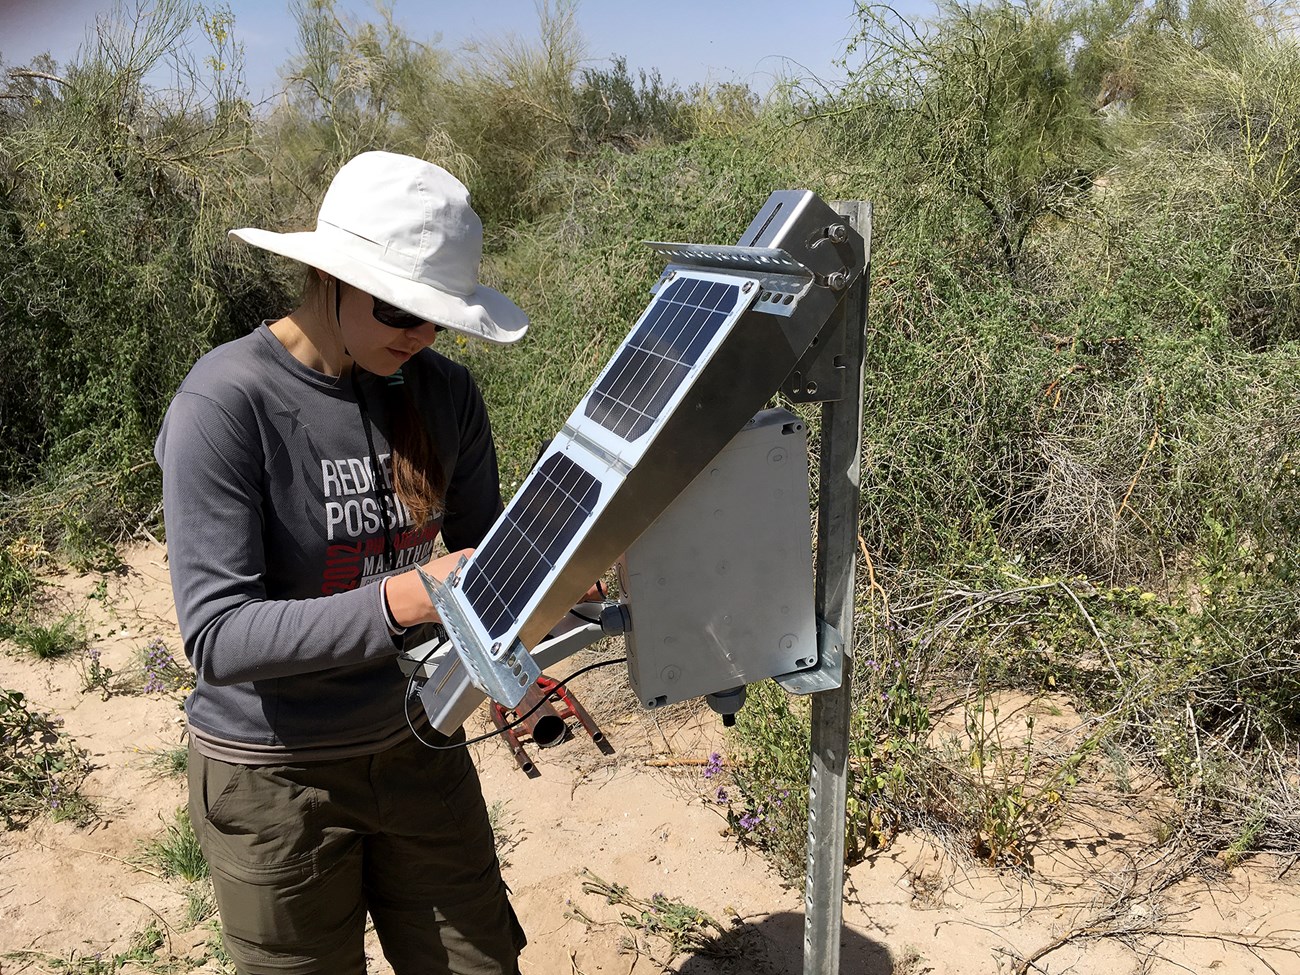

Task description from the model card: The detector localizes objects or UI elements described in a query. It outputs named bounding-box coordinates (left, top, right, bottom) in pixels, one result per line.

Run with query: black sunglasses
left=371, top=296, right=442, bottom=332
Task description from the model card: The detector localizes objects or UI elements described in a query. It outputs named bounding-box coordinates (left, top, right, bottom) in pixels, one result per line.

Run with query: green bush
left=0, top=543, right=40, bottom=636
left=0, top=687, right=95, bottom=827
left=8, top=613, right=89, bottom=661
left=0, top=0, right=1297, bottom=880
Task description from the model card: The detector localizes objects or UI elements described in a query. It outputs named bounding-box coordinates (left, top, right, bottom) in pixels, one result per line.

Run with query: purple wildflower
left=143, top=638, right=180, bottom=694
left=703, top=752, right=723, bottom=779
left=714, top=786, right=728, bottom=804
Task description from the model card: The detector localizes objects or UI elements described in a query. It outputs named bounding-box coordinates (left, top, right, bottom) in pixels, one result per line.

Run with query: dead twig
left=7, top=69, right=70, bottom=86
left=38, top=838, right=165, bottom=880
left=644, top=758, right=710, bottom=768
left=1115, top=423, right=1161, bottom=521
left=1016, top=923, right=1298, bottom=975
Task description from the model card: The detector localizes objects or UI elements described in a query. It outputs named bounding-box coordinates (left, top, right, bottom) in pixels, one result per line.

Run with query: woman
left=155, top=151, right=528, bottom=975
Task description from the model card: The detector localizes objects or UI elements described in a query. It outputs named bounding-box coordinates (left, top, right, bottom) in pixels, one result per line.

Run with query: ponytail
left=387, top=381, right=446, bottom=528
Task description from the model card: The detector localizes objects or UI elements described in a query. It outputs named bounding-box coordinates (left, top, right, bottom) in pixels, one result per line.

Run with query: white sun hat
left=230, top=151, right=528, bottom=344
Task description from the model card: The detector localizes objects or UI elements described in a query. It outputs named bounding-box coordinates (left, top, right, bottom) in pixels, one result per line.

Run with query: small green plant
left=1219, top=809, right=1267, bottom=870
left=725, top=681, right=812, bottom=881
left=142, top=808, right=208, bottom=881
left=571, top=869, right=739, bottom=960
left=0, top=687, right=95, bottom=827
left=204, top=916, right=235, bottom=973
left=9, top=613, right=89, bottom=660
left=145, top=744, right=189, bottom=779
left=185, top=882, right=218, bottom=925
left=0, top=542, right=41, bottom=637
left=88, top=577, right=110, bottom=603
left=118, top=922, right=166, bottom=964
left=2, top=950, right=116, bottom=974
left=78, top=646, right=116, bottom=700
left=0, top=686, right=96, bottom=832
left=4, top=921, right=171, bottom=972
left=486, top=798, right=522, bottom=864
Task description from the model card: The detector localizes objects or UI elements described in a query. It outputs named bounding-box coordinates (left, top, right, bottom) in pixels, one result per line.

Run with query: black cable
left=404, top=655, right=627, bottom=751
left=567, top=581, right=608, bottom=625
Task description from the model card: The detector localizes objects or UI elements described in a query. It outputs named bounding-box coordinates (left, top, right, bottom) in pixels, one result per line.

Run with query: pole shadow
left=675, top=910, right=893, bottom=975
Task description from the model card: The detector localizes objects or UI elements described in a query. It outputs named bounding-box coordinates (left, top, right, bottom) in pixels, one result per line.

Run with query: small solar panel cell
left=462, top=453, right=601, bottom=640
left=584, top=277, right=742, bottom=442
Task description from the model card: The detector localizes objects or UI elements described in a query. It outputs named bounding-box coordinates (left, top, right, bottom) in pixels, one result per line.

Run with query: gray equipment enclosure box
left=618, top=408, right=818, bottom=709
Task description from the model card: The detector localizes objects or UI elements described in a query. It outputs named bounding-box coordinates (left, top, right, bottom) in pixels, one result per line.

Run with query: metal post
left=804, top=201, right=871, bottom=974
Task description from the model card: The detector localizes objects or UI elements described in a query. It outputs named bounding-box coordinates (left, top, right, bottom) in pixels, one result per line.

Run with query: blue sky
left=1, top=0, right=936, bottom=100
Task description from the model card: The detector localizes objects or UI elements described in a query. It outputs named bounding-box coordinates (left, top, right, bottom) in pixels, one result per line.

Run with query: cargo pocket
left=190, top=753, right=362, bottom=952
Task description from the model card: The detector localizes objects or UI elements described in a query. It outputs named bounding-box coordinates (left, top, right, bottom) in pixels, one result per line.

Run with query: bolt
left=827, top=223, right=848, bottom=243
left=827, top=269, right=849, bottom=291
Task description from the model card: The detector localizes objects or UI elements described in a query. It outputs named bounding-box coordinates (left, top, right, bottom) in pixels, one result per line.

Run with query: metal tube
left=804, top=201, right=871, bottom=975
left=557, top=688, right=605, bottom=745
left=491, top=706, right=536, bottom=774
left=514, top=684, right=568, bottom=748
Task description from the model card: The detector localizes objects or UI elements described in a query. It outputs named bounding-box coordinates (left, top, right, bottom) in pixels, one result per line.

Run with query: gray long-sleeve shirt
left=155, top=325, right=501, bottom=761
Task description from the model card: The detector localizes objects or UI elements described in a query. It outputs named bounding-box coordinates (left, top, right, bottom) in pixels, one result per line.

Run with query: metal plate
left=619, top=408, right=818, bottom=709
left=782, top=300, right=849, bottom=403
left=772, top=620, right=844, bottom=694
left=422, top=563, right=540, bottom=705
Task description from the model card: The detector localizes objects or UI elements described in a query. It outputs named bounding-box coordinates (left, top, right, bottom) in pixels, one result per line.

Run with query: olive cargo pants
left=188, top=730, right=525, bottom=975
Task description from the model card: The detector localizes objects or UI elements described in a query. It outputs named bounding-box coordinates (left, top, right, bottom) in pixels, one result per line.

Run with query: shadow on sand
left=675, top=909, right=893, bottom=975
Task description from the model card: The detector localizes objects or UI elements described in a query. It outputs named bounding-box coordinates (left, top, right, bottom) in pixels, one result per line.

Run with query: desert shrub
left=1087, top=0, right=1300, bottom=348
left=573, top=56, right=690, bottom=150
left=0, top=543, right=41, bottom=637
left=0, top=687, right=95, bottom=827
left=718, top=0, right=1300, bottom=878
left=833, top=0, right=1104, bottom=276
left=436, top=0, right=585, bottom=230
left=0, top=0, right=290, bottom=550
left=464, top=132, right=798, bottom=482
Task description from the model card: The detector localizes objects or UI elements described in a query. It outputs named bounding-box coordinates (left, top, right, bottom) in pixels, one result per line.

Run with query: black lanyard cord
left=352, top=363, right=398, bottom=573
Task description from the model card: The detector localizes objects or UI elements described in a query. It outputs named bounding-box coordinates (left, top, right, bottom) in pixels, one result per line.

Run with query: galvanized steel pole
left=804, top=201, right=871, bottom=974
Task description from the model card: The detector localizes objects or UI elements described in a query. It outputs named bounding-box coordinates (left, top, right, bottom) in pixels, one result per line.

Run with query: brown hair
left=303, top=270, right=446, bottom=528
left=387, top=382, right=446, bottom=527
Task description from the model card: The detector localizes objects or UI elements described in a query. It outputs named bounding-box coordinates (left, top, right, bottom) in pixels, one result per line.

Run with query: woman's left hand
left=383, top=549, right=473, bottom=628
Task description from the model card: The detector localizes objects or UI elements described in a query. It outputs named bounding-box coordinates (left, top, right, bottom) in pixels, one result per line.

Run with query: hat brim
left=229, top=227, right=528, bottom=345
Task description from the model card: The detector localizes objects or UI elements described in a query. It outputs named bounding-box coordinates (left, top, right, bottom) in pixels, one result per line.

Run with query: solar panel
left=461, top=453, right=601, bottom=640
left=429, top=269, right=769, bottom=707
left=584, top=277, right=743, bottom=441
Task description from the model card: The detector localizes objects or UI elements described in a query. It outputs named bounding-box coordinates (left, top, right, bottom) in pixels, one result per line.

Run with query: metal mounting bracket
left=773, top=619, right=844, bottom=695
left=421, top=560, right=541, bottom=705
left=782, top=300, right=849, bottom=403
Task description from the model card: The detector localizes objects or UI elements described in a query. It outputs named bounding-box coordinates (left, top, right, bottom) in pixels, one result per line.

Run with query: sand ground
left=2, top=543, right=1298, bottom=974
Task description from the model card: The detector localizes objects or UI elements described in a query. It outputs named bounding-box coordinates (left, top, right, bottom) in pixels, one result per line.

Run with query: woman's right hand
left=383, top=548, right=473, bottom=628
